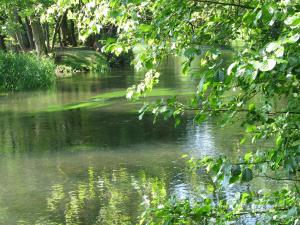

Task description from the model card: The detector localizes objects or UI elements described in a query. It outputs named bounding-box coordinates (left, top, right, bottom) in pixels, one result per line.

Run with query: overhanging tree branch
left=255, top=174, right=300, bottom=182
left=233, top=207, right=295, bottom=216
left=195, top=0, right=255, bottom=9
left=183, top=107, right=300, bottom=115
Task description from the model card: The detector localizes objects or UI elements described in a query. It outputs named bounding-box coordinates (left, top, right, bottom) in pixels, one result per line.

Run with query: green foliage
left=2, top=0, right=297, bottom=223
left=0, top=51, right=56, bottom=91
left=75, top=0, right=300, bottom=223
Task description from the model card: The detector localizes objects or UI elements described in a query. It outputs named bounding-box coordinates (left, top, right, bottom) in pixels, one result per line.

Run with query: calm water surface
left=0, top=58, right=275, bottom=224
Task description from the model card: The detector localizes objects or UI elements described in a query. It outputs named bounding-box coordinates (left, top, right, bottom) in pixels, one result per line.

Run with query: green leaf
left=240, top=138, right=246, bottom=144
left=229, top=174, right=240, bottom=184
left=194, top=114, right=206, bottom=124
left=248, top=103, right=255, bottom=112
left=181, top=154, right=188, bottom=159
left=286, top=33, right=300, bottom=43
left=246, top=125, right=256, bottom=133
left=184, top=48, right=197, bottom=58
left=244, top=152, right=253, bottom=162
left=139, top=24, right=153, bottom=33
left=202, top=82, right=210, bottom=93
left=241, top=168, right=253, bottom=182
left=274, top=47, right=284, bottom=58
left=291, top=140, right=300, bottom=147
left=182, top=62, right=189, bottom=75
left=284, top=13, right=300, bottom=28
left=175, top=117, right=181, bottom=127
left=266, top=42, right=280, bottom=53
left=231, top=165, right=241, bottom=176
left=259, top=59, right=276, bottom=71
left=109, top=9, right=122, bottom=18
left=128, top=0, right=142, bottom=3
left=241, top=192, right=252, bottom=203
left=276, top=136, right=283, bottom=146
left=227, top=62, right=237, bottom=75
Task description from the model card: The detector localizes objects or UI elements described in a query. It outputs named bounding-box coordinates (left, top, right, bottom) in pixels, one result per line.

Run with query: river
left=0, top=57, right=276, bottom=224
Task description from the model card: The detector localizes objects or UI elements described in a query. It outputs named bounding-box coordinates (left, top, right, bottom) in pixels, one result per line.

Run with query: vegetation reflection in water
left=15, top=165, right=275, bottom=225
left=16, top=167, right=171, bottom=225
left=0, top=56, right=290, bottom=224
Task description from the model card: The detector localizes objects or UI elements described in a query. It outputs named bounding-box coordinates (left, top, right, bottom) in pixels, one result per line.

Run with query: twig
left=234, top=207, right=292, bottom=216
left=184, top=107, right=300, bottom=115
left=255, top=174, right=300, bottom=182
left=195, top=0, right=254, bottom=9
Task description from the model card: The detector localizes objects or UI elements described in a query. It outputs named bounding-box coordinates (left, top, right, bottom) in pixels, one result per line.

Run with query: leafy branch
left=194, top=0, right=255, bottom=9
left=184, top=107, right=300, bottom=115
left=255, top=174, right=300, bottom=182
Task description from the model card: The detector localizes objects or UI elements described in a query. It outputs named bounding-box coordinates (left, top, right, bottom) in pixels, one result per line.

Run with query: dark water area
left=0, top=58, right=275, bottom=224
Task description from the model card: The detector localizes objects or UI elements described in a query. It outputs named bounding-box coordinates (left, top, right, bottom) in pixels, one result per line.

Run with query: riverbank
left=54, top=47, right=109, bottom=75
left=0, top=48, right=110, bottom=92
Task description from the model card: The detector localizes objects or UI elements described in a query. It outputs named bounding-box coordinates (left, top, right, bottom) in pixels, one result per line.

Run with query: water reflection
left=13, top=167, right=176, bottom=225
left=0, top=57, right=257, bottom=224
left=185, top=121, right=217, bottom=156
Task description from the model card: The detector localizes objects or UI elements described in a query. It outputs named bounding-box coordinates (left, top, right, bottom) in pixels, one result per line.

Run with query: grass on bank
left=0, top=51, right=56, bottom=91
left=55, top=47, right=109, bottom=73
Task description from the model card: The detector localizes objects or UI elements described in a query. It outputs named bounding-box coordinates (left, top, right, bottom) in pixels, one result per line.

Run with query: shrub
left=0, top=51, right=56, bottom=91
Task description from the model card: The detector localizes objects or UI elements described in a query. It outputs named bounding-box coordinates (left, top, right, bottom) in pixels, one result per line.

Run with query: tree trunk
left=29, top=16, right=47, bottom=56
left=18, top=16, right=30, bottom=48
left=44, top=22, right=50, bottom=51
left=24, top=17, right=35, bottom=49
left=68, top=20, right=77, bottom=47
left=51, top=10, right=68, bottom=51
left=58, top=29, right=63, bottom=49
left=13, top=9, right=27, bottom=50
left=0, top=15, right=7, bottom=51
left=60, top=12, right=68, bottom=47
left=0, top=35, right=6, bottom=50
left=51, top=18, right=61, bottom=51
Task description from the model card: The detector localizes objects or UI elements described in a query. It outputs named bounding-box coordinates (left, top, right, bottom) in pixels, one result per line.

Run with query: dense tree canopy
left=0, top=0, right=81, bottom=55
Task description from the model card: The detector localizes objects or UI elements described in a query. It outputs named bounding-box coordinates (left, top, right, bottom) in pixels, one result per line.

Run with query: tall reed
left=0, top=51, right=56, bottom=91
